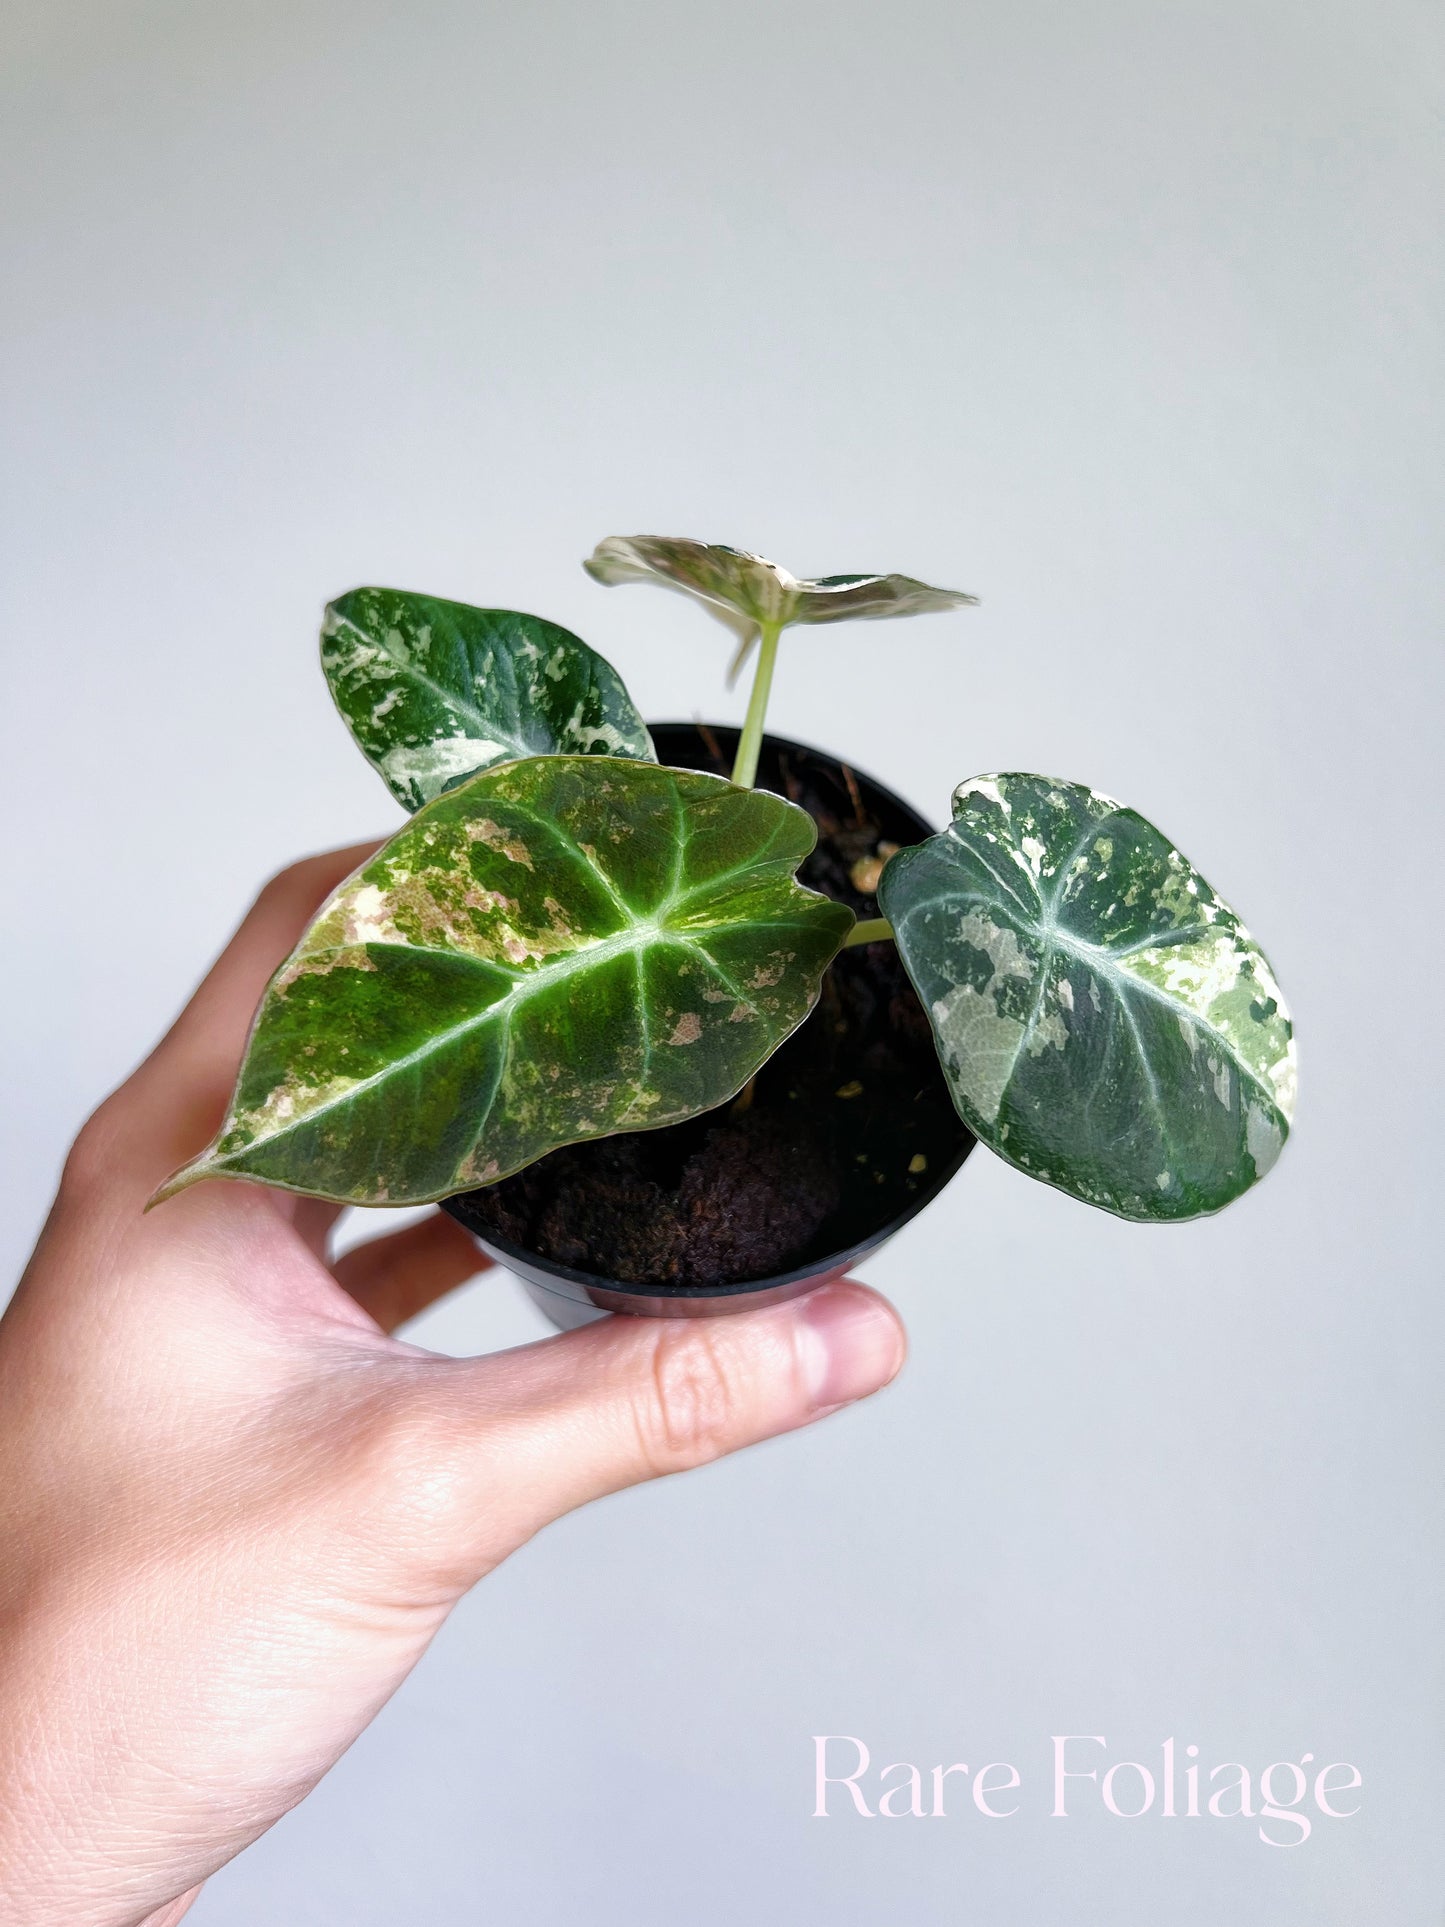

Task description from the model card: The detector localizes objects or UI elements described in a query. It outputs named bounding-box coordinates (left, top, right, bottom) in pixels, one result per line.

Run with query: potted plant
left=153, top=536, right=1297, bottom=1329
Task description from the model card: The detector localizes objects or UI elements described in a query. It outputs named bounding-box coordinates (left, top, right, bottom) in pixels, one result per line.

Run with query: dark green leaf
left=322, top=587, right=654, bottom=811
left=154, top=757, right=853, bottom=1206
left=878, top=773, right=1295, bottom=1221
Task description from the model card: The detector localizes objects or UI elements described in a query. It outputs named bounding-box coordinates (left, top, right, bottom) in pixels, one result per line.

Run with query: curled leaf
left=584, top=535, right=976, bottom=668
left=878, top=773, right=1295, bottom=1222
left=153, top=757, right=853, bottom=1207
left=323, top=587, right=654, bottom=812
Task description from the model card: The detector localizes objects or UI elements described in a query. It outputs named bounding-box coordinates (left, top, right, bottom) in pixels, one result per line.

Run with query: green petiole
left=730, top=621, right=783, bottom=788
left=842, top=917, right=894, bottom=948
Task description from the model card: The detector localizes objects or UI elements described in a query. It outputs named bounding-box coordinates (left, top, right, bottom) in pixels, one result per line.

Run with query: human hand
left=0, top=846, right=906, bottom=1927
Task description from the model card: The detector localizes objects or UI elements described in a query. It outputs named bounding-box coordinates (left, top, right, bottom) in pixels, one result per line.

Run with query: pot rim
left=647, top=718, right=938, bottom=846
left=440, top=721, right=973, bottom=1301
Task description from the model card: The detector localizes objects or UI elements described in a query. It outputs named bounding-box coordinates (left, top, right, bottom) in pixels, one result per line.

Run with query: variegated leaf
left=322, top=587, right=654, bottom=811
left=153, top=757, right=854, bottom=1207
left=878, top=773, right=1295, bottom=1221
left=584, top=535, right=976, bottom=675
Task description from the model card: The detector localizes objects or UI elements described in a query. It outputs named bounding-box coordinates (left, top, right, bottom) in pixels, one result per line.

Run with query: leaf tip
left=582, top=540, right=630, bottom=586
left=144, top=1155, right=216, bottom=1211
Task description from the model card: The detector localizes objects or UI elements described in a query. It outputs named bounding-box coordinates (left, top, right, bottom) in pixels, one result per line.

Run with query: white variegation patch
left=344, top=884, right=397, bottom=946
left=931, top=983, right=1024, bottom=1123
left=952, top=775, right=1008, bottom=813
left=1245, top=1102, right=1284, bottom=1178
left=1020, top=834, right=1047, bottom=877
left=1028, top=1004, right=1069, bottom=1057
left=956, top=907, right=1034, bottom=982
left=561, top=707, right=641, bottom=755
left=381, top=735, right=508, bottom=796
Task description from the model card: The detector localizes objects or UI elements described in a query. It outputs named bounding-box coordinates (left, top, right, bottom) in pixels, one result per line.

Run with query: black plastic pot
left=441, top=724, right=974, bottom=1326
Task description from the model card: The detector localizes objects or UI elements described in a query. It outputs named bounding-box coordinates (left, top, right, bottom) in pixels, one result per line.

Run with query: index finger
left=109, top=841, right=384, bottom=1184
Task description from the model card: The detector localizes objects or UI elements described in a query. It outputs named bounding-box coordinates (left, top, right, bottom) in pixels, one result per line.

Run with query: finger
left=419, top=1281, right=906, bottom=1569
left=138, top=1883, right=205, bottom=1927
left=333, top=1213, right=492, bottom=1333
left=154, top=840, right=383, bottom=1088
left=286, top=1196, right=348, bottom=1261
left=86, top=843, right=383, bottom=1191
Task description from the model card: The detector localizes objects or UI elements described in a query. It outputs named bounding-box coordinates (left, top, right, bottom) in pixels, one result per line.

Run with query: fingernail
left=795, top=1286, right=905, bottom=1412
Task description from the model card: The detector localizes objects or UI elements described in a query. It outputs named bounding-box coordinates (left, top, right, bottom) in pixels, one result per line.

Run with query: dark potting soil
left=444, top=726, right=972, bottom=1287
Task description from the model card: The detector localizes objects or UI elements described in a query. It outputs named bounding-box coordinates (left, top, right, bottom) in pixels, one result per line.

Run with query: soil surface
left=443, top=726, right=972, bottom=1287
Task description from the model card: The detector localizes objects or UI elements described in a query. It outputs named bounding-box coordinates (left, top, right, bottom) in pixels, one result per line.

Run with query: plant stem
left=730, top=621, right=782, bottom=788
left=843, top=917, right=895, bottom=947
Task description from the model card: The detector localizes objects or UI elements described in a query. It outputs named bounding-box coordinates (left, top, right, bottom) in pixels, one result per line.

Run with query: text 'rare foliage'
left=323, top=587, right=654, bottom=811
left=879, top=773, right=1295, bottom=1221
left=155, top=757, right=854, bottom=1206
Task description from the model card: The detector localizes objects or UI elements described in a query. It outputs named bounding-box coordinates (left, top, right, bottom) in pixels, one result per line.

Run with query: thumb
left=418, top=1282, right=906, bottom=1572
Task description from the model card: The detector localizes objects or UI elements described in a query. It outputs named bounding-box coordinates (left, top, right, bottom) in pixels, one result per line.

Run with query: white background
left=3, top=1, right=1441, bottom=1919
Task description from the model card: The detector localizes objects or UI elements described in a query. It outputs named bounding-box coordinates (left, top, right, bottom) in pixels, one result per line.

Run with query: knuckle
left=339, top=1382, right=477, bottom=1547
left=636, top=1325, right=740, bottom=1473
